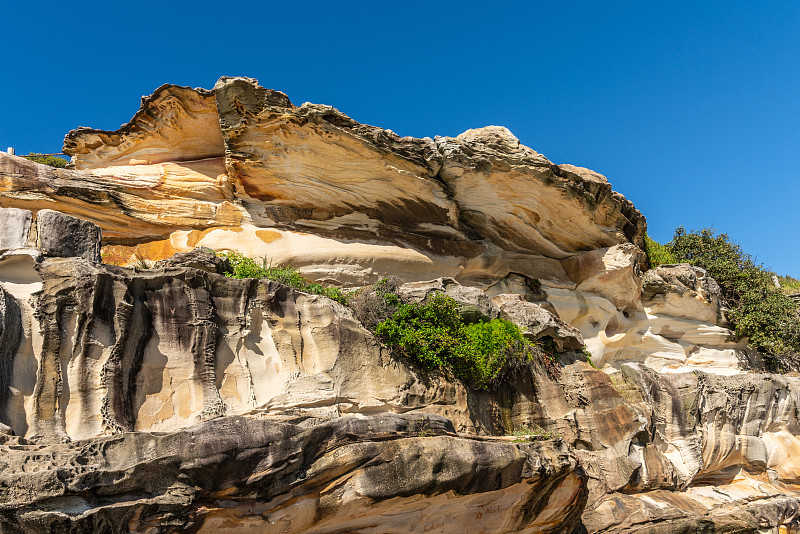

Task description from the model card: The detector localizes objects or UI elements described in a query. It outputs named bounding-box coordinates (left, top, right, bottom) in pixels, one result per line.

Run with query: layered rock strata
left=0, top=241, right=798, bottom=532
left=0, top=414, right=586, bottom=534
left=0, top=76, right=797, bottom=532
left=4, top=76, right=645, bottom=290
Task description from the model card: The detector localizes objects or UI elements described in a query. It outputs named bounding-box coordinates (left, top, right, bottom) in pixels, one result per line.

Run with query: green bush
left=460, top=319, right=541, bottom=387
left=667, top=227, right=800, bottom=360
left=371, top=288, right=550, bottom=390
left=218, top=251, right=348, bottom=305
left=22, top=153, right=68, bottom=168
left=643, top=233, right=676, bottom=268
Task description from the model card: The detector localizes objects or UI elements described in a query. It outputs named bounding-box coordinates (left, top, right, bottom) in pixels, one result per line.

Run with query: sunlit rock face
left=1, top=76, right=799, bottom=532
left=0, top=242, right=593, bottom=533
left=63, top=84, right=224, bottom=168
left=573, top=366, right=800, bottom=533
left=543, top=260, right=747, bottom=376
left=4, top=76, right=646, bottom=289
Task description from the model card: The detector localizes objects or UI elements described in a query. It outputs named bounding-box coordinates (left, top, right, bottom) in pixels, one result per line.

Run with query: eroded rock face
left=0, top=154, right=239, bottom=243
left=3, top=257, right=409, bottom=440
left=574, top=366, right=800, bottom=533
left=642, top=263, right=724, bottom=324
left=63, top=84, right=224, bottom=169
left=0, top=75, right=797, bottom=532
left=2, top=243, right=797, bottom=532
left=0, top=413, right=586, bottom=534
left=4, top=76, right=645, bottom=291
left=545, top=258, right=746, bottom=376
left=0, top=252, right=551, bottom=442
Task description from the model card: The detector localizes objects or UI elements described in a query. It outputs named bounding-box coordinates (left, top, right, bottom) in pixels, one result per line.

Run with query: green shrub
left=374, top=293, right=467, bottom=370
left=667, top=227, right=800, bottom=360
left=218, top=251, right=348, bottom=305
left=643, top=233, right=676, bottom=268
left=371, top=288, right=550, bottom=390
left=22, top=153, right=68, bottom=168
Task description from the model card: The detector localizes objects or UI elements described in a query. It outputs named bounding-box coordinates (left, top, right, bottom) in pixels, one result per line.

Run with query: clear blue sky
left=2, top=1, right=798, bottom=276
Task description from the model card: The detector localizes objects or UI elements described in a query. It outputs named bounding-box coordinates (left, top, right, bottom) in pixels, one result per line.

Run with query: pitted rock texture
left=0, top=74, right=797, bottom=532
left=0, top=413, right=587, bottom=534
left=1, top=247, right=798, bottom=532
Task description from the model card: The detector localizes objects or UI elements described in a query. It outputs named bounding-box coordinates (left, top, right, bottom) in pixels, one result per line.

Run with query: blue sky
left=2, top=1, right=798, bottom=276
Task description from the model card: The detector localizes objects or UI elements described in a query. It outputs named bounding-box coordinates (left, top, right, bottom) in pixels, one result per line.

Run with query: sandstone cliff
left=0, top=77, right=797, bottom=533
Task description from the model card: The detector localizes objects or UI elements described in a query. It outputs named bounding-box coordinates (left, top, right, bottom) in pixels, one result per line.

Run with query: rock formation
left=0, top=77, right=798, bottom=533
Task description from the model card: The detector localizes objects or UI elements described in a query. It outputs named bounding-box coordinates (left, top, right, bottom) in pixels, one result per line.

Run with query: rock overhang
left=33, top=76, right=644, bottom=292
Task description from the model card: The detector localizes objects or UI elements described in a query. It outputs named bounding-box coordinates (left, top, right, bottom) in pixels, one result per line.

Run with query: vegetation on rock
left=22, top=153, right=68, bottom=168
left=778, top=275, right=800, bottom=295
left=217, top=256, right=563, bottom=389
left=218, top=251, right=348, bottom=305
left=508, top=424, right=560, bottom=442
left=664, top=228, right=800, bottom=365
left=643, top=233, right=676, bottom=268
left=354, top=279, right=558, bottom=390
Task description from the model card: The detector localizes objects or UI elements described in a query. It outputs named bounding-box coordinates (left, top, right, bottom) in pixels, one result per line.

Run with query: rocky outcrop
left=1, top=238, right=797, bottom=532
left=642, top=263, right=724, bottom=324
left=63, top=84, right=224, bottom=169
left=0, top=152, right=239, bottom=244
left=0, top=244, right=559, bottom=441
left=545, top=261, right=747, bottom=376
left=0, top=413, right=586, bottom=534
left=576, top=366, right=800, bottom=533
left=3, top=77, right=645, bottom=291
left=0, top=76, right=797, bottom=532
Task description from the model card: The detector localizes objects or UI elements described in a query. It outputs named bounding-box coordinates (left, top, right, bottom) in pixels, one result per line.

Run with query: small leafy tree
left=668, top=227, right=800, bottom=361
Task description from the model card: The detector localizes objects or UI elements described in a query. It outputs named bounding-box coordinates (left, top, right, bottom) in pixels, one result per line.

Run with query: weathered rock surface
left=0, top=207, right=32, bottom=252
left=0, top=154, right=239, bottom=245
left=0, top=76, right=797, bottom=532
left=3, top=77, right=645, bottom=291
left=63, top=84, right=224, bottom=169
left=642, top=262, right=724, bottom=324
left=545, top=259, right=747, bottom=376
left=490, top=293, right=584, bottom=351
left=34, top=209, right=102, bottom=262
left=1, top=244, right=797, bottom=532
left=0, top=253, right=544, bottom=441
left=574, top=366, right=800, bottom=533
left=0, top=413, right=586, bottom=534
